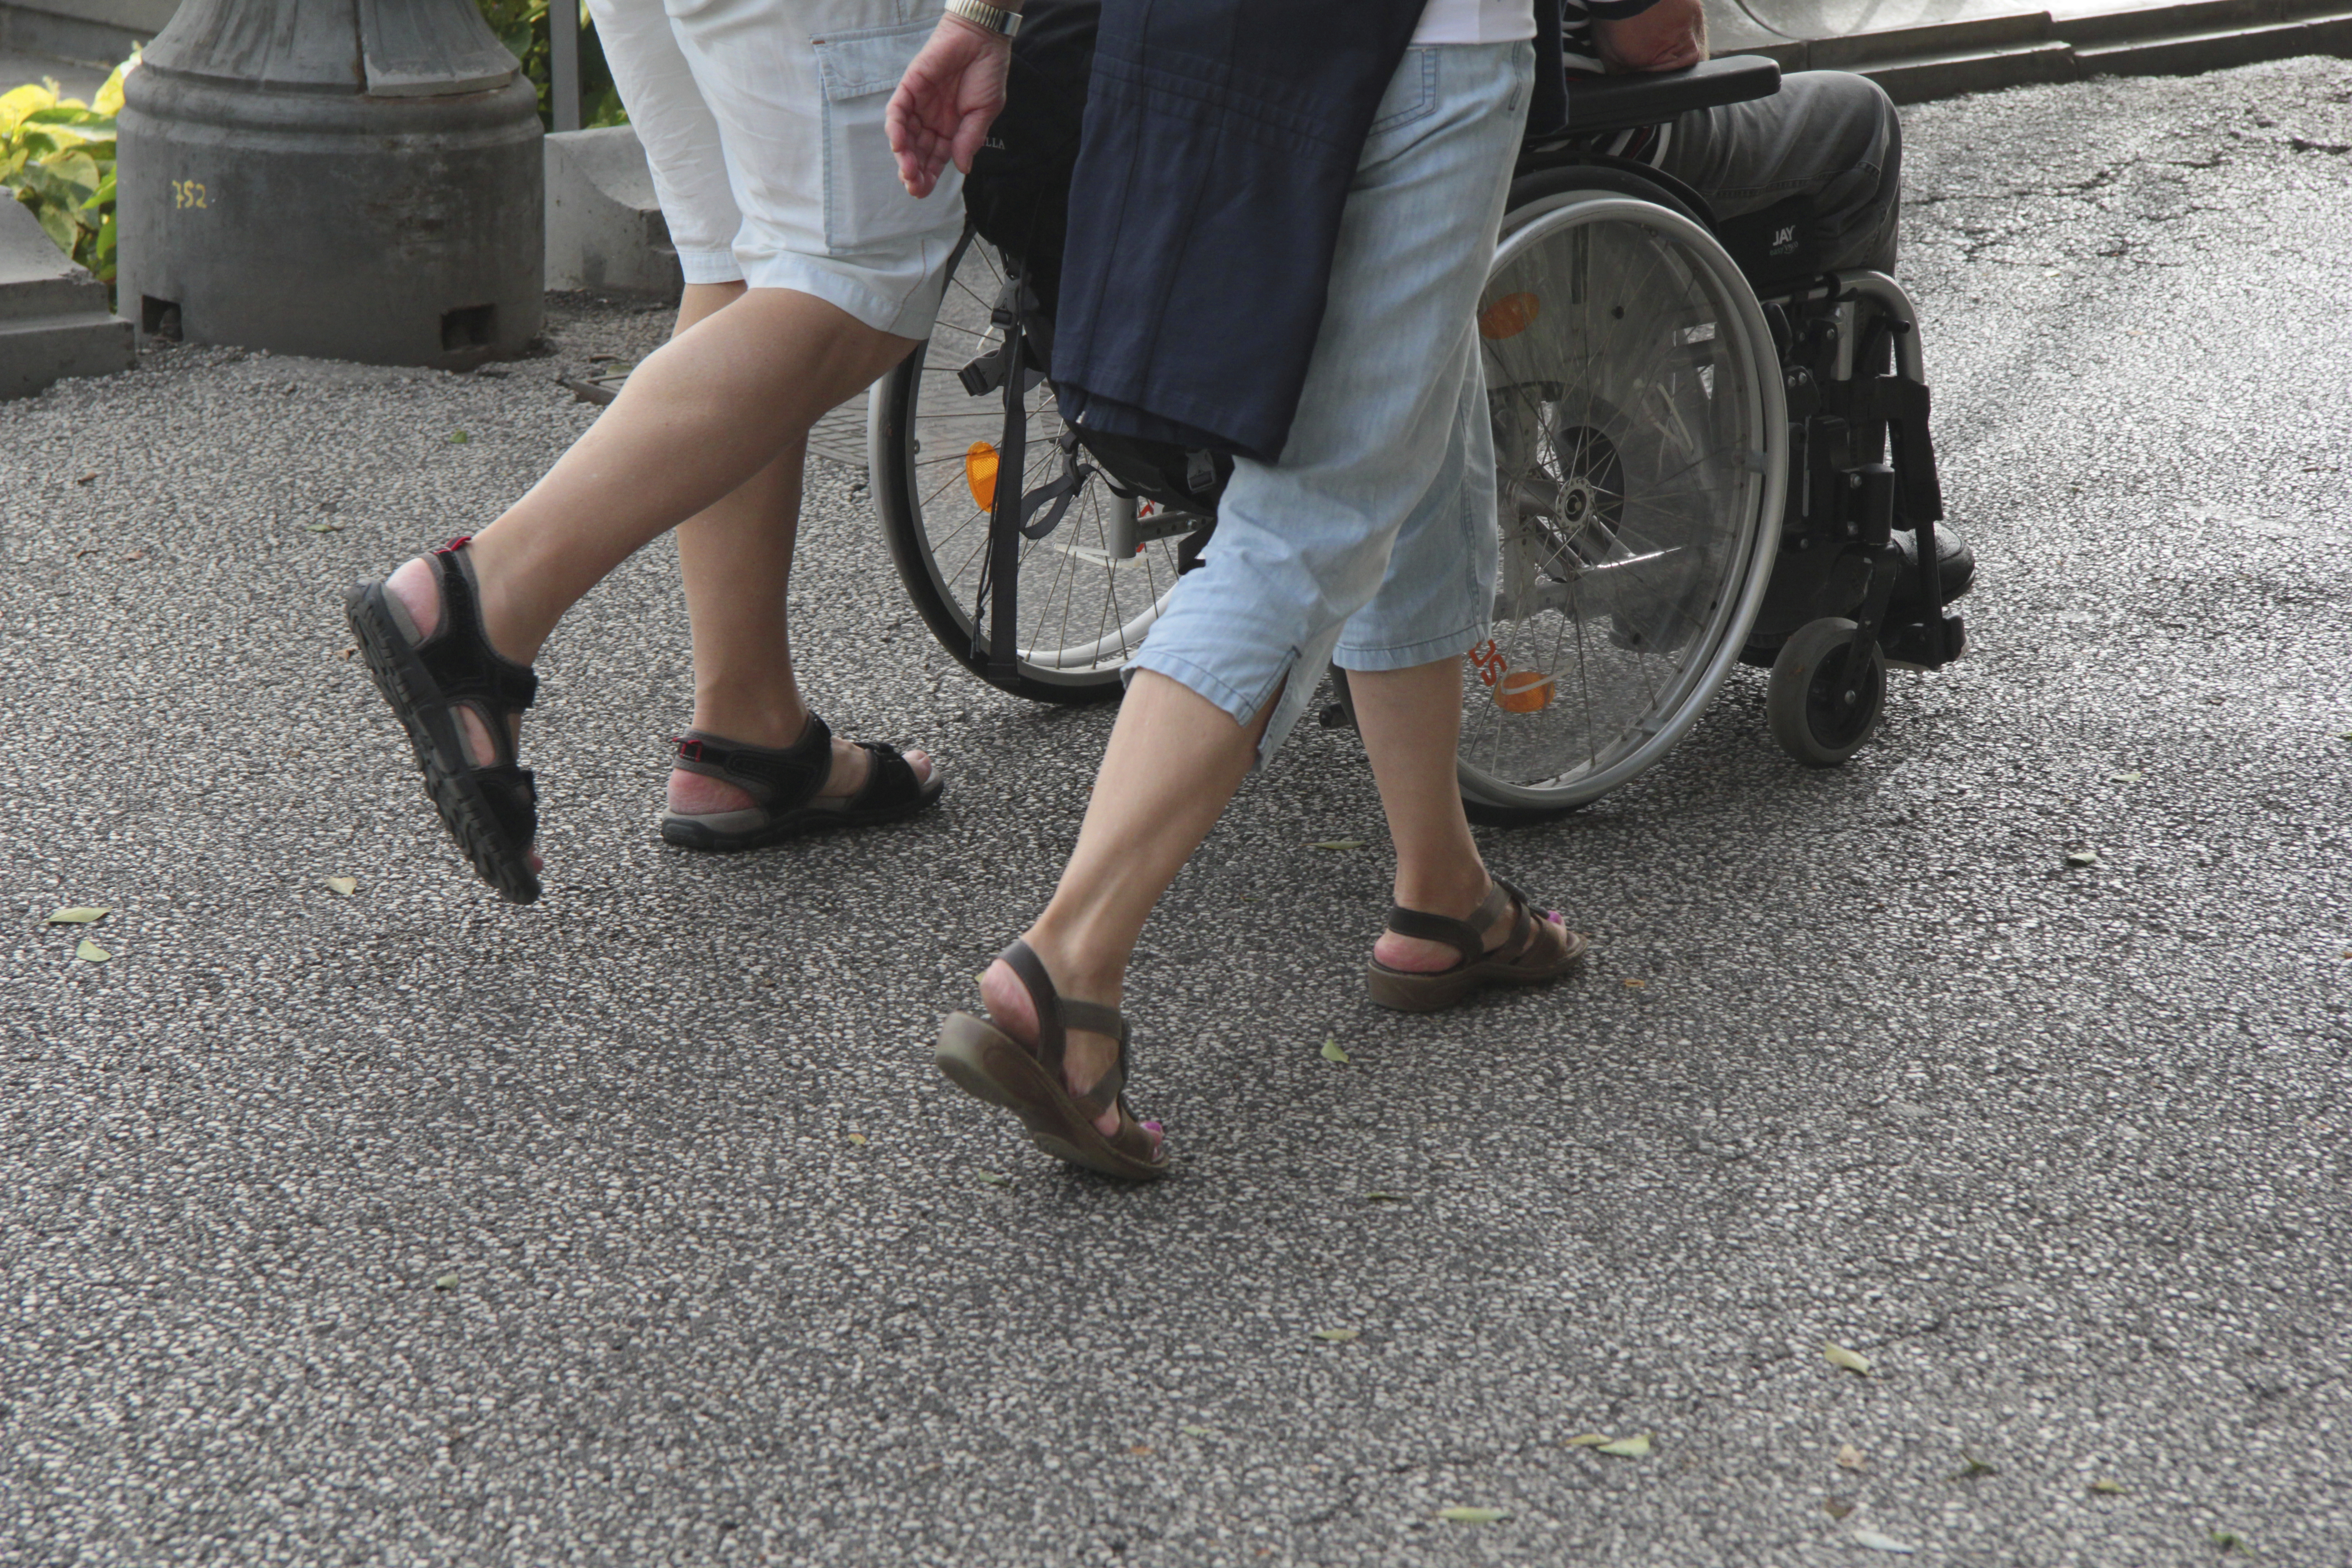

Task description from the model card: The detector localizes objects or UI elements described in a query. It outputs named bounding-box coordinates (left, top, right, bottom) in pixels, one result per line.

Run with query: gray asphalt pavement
left=4, top=56, right=2349, bottom=1568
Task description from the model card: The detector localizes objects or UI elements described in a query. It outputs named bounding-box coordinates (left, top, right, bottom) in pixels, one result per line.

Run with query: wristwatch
left=944, top=0, right=1021, bottom=37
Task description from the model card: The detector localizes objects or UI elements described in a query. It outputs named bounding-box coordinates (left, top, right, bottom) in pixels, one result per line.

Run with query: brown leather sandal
left=934, top=940, right=1170, bottom=1182
left=1365, top=876, right=1589, bottom=1013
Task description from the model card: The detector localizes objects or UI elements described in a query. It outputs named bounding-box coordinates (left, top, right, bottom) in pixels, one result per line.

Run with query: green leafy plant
left=0, top=54, right=131, bottom=285
left=478, top=0, right=628, bottom=129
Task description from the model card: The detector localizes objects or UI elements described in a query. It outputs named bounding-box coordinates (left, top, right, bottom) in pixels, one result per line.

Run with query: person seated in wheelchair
left=1550, top=0, right=1974, bottom=612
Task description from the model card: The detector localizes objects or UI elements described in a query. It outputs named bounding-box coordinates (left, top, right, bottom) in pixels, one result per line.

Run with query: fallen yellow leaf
left=1824, top=1341, right=1873, bottom=1376
left=1837, top=1443, right=1866, bottom=1470
left=324, top=876, right=358, bottom=896
left=46, top=907, right=109, bottom=924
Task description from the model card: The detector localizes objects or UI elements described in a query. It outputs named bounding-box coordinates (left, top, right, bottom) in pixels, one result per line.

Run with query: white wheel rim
left=1458, top=193, right=1788, bottom=810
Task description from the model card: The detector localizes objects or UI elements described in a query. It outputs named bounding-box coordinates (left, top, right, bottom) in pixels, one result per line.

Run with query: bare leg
left=381, top=286, right=924, bottom=802
left=660, top=284, right=928, bottom=814
left=1350, top=657, right=1519, bottom=972
left=978, top=672, right=1272, bottom=1144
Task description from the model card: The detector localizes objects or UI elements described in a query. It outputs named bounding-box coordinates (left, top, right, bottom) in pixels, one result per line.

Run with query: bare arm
left=1592, top=0, right=1709, bottom=73
left=887, top=5, right=1022, bottom=199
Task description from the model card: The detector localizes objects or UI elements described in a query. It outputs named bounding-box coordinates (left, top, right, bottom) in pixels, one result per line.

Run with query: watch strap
left=944, top=0, right=1020, bottom=37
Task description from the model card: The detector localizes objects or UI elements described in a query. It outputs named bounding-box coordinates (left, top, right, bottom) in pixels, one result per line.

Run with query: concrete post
left=114, top=0, right=545, bottom=369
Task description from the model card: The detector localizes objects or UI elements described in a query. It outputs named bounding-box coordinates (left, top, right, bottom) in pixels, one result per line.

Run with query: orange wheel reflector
left=1478, top=291, right=1541, bottom=341
left=1495, top=669, right=1555, bottom=713
left=965, top=441, right=999, bottom=511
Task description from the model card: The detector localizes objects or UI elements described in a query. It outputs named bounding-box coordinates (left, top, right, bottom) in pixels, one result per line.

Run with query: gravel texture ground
left=2, top=56, right=2348, bottom=1568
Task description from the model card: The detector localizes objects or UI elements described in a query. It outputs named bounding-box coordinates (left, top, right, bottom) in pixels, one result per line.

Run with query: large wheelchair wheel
left=1457, top=181, right=1788, bottom=819
left=870, top=230, right=1191, bottom=704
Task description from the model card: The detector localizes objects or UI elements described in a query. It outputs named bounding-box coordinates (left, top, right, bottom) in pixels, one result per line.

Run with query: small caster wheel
left=1766, top=616, right=1885, bottom=767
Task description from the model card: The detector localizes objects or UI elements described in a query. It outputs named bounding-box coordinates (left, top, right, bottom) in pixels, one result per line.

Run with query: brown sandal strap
left=995, top=939, right=1132, bottom=1111
left=1382, top=881, right=1515, bottom=972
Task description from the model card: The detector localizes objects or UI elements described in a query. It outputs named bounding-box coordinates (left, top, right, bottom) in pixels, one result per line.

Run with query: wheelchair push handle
left=1563, top=55, right=1781, bottom=135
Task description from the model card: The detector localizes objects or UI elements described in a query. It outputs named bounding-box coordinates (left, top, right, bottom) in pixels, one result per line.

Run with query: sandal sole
left=935, top=1012, right=1169, bottom=1183
left=1365, top=929, right=1590, bottom=1013
left=344, top=583, right=542, bottom=904
left=658, top=778, right=945, bottom=852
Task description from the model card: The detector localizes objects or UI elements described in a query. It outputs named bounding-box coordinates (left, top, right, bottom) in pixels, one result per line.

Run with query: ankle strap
left=998, top=939, right=1130, bottom=1112
left=671, top=716, right=831, bottom=808
left=1383, top=879, right=1520, bottom=968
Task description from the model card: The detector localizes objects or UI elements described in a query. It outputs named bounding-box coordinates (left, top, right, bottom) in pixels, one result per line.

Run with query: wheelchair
left=868, top=56, right=1964, bottom=820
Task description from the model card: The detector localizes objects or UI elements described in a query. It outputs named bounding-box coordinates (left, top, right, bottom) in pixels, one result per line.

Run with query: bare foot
left=665, top=739, right=934, bottom=816
left=386, top=556, right=543, bottom=874
left=1373, top=881, right=1572, bottom=973
left=977, top=953, right=1163, bottom=1153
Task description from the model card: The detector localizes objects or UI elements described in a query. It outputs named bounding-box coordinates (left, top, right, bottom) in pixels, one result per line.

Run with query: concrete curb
left=0, top=198, right=130, bottom=401
left=545, top=126, right=682, bottom=299
left=1709, top=0, right=2352, bottom=101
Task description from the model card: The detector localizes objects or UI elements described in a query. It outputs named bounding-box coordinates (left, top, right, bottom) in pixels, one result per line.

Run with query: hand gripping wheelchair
left=867, top=47, right=1966, bottom=819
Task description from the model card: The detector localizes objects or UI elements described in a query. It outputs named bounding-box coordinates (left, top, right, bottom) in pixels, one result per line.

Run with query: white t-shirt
left=1411, top=0, right=1539, bottom=45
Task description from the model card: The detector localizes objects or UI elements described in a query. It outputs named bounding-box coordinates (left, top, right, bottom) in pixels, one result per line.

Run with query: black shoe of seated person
left=1889, top=520, right=1976, bottom=609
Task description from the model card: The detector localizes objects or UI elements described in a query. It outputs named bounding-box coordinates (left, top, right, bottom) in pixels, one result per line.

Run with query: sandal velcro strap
left=415, top=541, right=538, bottom=751
left=475, top=764, right=539, bottom=848
left=847, top=740, right=926, bottom=812
left=672, top=715, right=833, bottom=810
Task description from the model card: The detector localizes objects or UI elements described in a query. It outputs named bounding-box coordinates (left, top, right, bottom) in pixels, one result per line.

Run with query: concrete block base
left=0, top=198, right=131, bottom=400
left=546, top=125, right=681, bottom=298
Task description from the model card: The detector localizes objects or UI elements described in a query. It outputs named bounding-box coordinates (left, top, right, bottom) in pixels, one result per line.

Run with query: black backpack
left=961, top=0, right=1232, bottom=513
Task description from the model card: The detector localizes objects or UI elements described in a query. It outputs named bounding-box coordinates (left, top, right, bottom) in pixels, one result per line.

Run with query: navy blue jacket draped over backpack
left=973, top=0, right=1575, bottom=468
left=1047, top=0, right=1433, bottom=464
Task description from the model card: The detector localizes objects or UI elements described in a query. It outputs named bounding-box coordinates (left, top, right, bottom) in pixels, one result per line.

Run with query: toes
left=905, top=747, right=934, bottom=785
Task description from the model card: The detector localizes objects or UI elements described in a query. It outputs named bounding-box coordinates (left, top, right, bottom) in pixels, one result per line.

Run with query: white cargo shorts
left=585, top=0, right=966, bottom=336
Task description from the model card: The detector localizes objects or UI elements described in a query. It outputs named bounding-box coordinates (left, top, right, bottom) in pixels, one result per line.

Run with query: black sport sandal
left=344, top=536, right=543, bottom=903
left=659, top=714, right=944, bottom=852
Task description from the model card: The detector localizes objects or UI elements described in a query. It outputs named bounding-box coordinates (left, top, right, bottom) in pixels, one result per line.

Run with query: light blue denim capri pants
left=1127, top=40, right=1535, bottom=765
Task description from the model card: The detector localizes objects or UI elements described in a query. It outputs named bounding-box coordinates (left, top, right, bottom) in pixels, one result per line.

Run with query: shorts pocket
left=1366, top=47, right=1438, bottom=139
left=815, top=18, right=959, bottom=254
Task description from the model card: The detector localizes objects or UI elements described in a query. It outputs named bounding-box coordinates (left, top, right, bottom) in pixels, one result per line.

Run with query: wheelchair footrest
left=1882, top=611, right=1965, bottom=671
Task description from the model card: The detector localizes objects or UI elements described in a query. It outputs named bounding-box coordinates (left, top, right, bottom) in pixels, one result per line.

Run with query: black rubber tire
left=1765, top=616, right=1885, bottom=767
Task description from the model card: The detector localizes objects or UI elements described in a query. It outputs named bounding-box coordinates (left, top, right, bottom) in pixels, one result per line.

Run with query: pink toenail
left=1545, top=909, right=1564, bottom=924
left=1141, top=1121, right=1163, bottom=1134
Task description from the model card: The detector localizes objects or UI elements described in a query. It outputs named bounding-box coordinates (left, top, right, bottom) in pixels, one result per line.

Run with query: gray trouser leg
left=1656, top=70, right=1902, bottom=274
